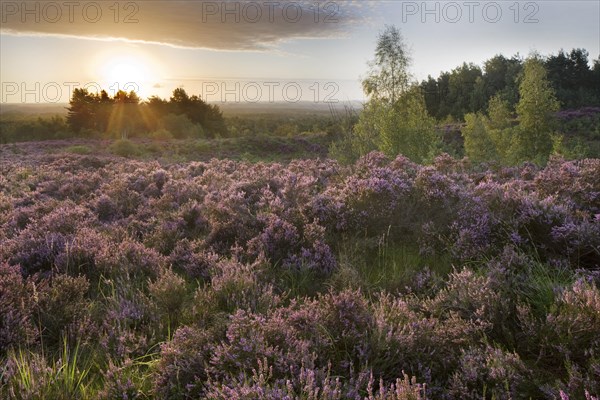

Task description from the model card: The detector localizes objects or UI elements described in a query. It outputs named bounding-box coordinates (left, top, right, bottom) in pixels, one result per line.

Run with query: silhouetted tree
left=66, top=88, right=97, bottom=133
left=112, top=90, right=141, bottom=138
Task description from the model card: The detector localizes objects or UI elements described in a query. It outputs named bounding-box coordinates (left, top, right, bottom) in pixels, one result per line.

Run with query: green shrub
left=149, top=129, right=173, bottom=142
left=109, top=139, right=138, bottom=157
left=65, top=145, right=92, bottom=155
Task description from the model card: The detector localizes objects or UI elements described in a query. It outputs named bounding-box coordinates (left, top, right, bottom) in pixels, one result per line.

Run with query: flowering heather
left=0, top=142, right=599, bottom=398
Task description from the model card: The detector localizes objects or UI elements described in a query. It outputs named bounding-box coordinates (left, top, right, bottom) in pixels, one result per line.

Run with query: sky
left=1, top=0, right=599, bottom=104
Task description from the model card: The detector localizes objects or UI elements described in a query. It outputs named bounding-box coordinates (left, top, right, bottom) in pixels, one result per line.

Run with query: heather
left=0, top=142, right=599, bottom=399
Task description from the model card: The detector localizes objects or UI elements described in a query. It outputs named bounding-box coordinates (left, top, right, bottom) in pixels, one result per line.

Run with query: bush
left=109, top=139, right=139, bottom=157
left=160, top=114, right=203, bottom=139
left=65, top=145, right=92, bottom=155
left=149, top=129, right=173, bottom=141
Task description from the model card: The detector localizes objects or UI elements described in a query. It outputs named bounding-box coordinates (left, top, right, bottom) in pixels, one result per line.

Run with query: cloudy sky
left=1, top=0, right=598, bottom=103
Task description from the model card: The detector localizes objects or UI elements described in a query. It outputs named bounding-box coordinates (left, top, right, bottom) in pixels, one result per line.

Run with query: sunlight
left=101, top=57, right=151, bottom=86
left=90, top=47, right=163, bottom=97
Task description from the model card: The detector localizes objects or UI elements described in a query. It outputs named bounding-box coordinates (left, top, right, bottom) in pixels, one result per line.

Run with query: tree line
left=419, top=48, right=600, bottom=121
left=330, top=25, right=599, bottom=166
left=67, top=88, right=227, bottom=138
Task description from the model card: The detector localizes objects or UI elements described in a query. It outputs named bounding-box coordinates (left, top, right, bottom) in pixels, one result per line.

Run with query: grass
left=2, top=339, right=93, bottom=400
left=517, top=261, right=574, bottom=318
left=331, top=233, right=452, bottom=295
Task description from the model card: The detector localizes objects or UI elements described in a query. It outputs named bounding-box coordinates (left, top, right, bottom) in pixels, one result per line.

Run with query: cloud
left=0, top=0, right=373, bottom=50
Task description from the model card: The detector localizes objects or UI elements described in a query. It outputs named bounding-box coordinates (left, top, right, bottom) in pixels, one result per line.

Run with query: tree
left=514, top=57, right=560, bottom=163
left=352, top=25, right=439, bottom=163
left=487, top=94, right=513, bottom=131
left=379, top=87, right=438, bottom=162
left=111, top=90, right=142, bottom=139
left=482, top=54, right=523, bottom=108
left=167, top=88, right=227, bottom=137
left=362, top=25, right=411, bottom=104
left=545, top=48, right=597, bottom=107
left=445, top=62, right=483, bottom=119
left=95, top=90, right=114, bottom=133
left=462, top=112, right=497, bottom=164
left=66, top=88, right=97, bottom=133
left=486, top=94, right=514, bottom=163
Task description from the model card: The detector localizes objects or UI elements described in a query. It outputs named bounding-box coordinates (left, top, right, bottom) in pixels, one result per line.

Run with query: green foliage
left=109, top=138, right=139, bottom=157
left=149, top=129, right=174, bottom=141
left=486, top=95, right=516, bottom=163
left=0, top=115, right=70, bottom=143
left=345, top=26, right=440, bottom=163
left=2, top=340, right=92, bottom=400
left=446, top=63, right=484, bottom=119
left=514, top=57, right=560, bottom=164
left=421, top=54, right=523, bottom=121
left=462, top=113, right=497, bottom=164
left=487, top=94, right=513, bottom=131
left=421, top=48, right=599, bottom=121
left=378, top=88, right=439, bottom=163
left=167, top=88, right=228, bottom=137
left=546, top=48, right=600, bottom=108
left=362, top=25, right=411, bottom=103
left=345, top=101, right=381, bottom=160
left=160, top=113, right=203, bottom=139
left=64, top=87, right=227, bottom=139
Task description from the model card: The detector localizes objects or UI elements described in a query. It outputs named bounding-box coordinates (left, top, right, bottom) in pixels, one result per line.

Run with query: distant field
left=0, top=101, right=362, bottom=117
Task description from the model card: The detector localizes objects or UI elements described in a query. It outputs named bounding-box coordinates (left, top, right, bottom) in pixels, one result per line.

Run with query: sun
left=87, top=43, right=165, bottom=97
left=102, top=57, right=151, bottom=86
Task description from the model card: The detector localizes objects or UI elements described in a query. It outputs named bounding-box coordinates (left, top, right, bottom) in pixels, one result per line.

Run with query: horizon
left=1, top=1, right=599, bottom=104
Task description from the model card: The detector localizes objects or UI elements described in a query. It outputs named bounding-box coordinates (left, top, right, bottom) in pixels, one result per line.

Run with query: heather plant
left=204, top=359, right=426, bottom=399
left=448, top=345, right=532, bottom=399
left=153, top=325, right=215, bottom=399
left=148, top=268, right=189, bottom=336
left=1, top=142, right=600, bottom=397
left=193, top=258, right=281, bottom=320
left=97, top=356, right=155, bottom=400
left=515, top=280, right=600, bottom=397
left=33, top=274, right=90, bottom=349
left=0, top=262, right=38, bottom=354
left=370, top=293, right=483, bottom=394
left=168, top=239, right=217, bottom=280
left=94, top=238, right=166, bottom=281
left=97, top=278, right=157, bottom=360
left=423, top=268, right=508, bottom=335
